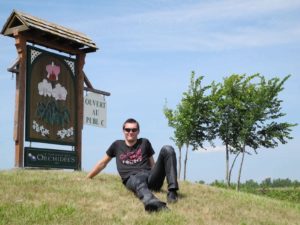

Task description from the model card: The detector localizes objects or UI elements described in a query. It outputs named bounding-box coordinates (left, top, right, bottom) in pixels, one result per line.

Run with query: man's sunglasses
left=124, top=128, right=138, bottom=133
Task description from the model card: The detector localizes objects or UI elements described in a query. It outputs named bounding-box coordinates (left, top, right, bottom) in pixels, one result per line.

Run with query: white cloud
left=201, top=21, right=300, bottom=50
left=195, top=145, right=226, bottom=153
left=80, top=0, right=300, bottom=52
left=101, top=0, right=300, bottom=25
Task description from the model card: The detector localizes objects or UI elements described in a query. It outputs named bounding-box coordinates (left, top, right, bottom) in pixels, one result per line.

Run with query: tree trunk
left=225, top=143, right=229, bottom=187
left=229, top=151, right=240, bottom=186
left=178, top=146, right=182, bottom=180
left=236, top=144, right=246, bottom=191
left=183, top=143, right=189, bottom=181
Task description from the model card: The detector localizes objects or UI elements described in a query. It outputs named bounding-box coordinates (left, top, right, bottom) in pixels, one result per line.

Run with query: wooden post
left=75, top=53, right=86, bottom=170
left=13, top=31, right=27, bottom=167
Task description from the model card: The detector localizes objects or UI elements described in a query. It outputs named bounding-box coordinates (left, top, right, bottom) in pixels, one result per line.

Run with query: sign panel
left=24, top=147, right=77, bottom=169
left=84, top=92, right=107, bottom=127
left=26, top=46, right=77, bottom=145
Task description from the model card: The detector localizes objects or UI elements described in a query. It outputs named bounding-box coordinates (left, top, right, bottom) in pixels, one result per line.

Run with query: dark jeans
left=125, top=145, right=179, bottom=206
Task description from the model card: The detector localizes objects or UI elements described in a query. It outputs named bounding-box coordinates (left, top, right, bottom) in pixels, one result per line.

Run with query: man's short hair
left=123, top=118, right=140, bottom=130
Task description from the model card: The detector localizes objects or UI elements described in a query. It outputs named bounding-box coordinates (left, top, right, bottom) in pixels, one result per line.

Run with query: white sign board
left=84, top=92, right=107, bottom=127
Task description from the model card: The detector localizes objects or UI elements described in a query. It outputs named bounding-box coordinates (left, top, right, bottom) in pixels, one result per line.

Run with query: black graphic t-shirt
left=106, top=138, right=155, bottom=183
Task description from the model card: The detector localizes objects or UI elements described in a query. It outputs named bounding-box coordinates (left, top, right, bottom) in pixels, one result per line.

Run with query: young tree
left=235, top=74, right=296, bottom=191
left=163, top=104, right=184, bottom=179
left=164, top=96, right=193, bottom=180
left=164, top=71, right=214, bottom=180
left=211, top=74, right=251, bottom=186
left=212, top=74, right=296, bottom=190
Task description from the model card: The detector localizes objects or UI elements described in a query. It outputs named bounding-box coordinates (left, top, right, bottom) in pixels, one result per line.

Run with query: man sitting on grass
left=87, top=118, right=179, bottom=212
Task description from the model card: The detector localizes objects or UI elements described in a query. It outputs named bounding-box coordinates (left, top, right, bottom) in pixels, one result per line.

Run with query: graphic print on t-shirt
left=119, top=148, right=142, bottom=165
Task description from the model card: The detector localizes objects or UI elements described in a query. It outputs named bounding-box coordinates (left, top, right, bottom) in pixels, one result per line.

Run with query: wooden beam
left=7, top=58, right=20, bottom=73
left=13, top=30, right=27, bottom=168
left=75, top=53, right=86, bottom=170
left=83, top=71, right=93, bottom=88
left=83, top=72, right=111, bottom=96
left=21, top=31, right=83, bottom=55
left=84, top=87, right=111, bottom=96
left=3, top=25, right=28, bottom=36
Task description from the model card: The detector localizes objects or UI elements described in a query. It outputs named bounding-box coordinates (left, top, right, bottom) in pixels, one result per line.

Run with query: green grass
left=251, top=187, right=300, bottom=203
left=1, top=170, right=300, bottom=225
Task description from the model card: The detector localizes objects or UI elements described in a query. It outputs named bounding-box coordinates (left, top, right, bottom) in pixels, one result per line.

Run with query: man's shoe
left=145, top=199, right=168, bottom=212
left=167, top=190, right=178, bottom=203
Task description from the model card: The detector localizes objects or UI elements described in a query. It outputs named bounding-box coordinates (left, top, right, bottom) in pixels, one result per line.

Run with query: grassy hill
left=1, top=170, right=300, bottom=225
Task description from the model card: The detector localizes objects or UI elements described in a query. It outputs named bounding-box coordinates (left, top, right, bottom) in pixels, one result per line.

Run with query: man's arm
left=148, top=156, right=155, bottom=169
left=87, top=154, right=112, bottom=179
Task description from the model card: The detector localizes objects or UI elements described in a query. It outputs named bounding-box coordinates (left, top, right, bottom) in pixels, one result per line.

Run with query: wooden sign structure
left=1, top=10, right=110, bottom=170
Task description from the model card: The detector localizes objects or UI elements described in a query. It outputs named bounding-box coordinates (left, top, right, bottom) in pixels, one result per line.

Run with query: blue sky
left=1, top=0, right=299, bottom=183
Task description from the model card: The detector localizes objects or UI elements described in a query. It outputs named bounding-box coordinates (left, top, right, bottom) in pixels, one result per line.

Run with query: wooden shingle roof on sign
left=1, top=10, right=98, bottom=53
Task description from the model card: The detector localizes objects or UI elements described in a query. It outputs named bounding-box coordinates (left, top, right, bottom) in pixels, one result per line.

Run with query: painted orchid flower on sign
left=46, top=61, right=60, bottom=81
left=52, top=83, right=67, bottom=100
left=57, top=127, right=74, bottom=139
left=32, top=120, right=50, bottom=137
left=38, top=79, right=52, bottom=97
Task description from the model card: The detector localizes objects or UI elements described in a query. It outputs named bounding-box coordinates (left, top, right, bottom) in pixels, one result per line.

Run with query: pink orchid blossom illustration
left=38, top=79, right=52, bottom=97
left=52, top=83, right=67, bottom=100
left=46, top=61, right=60, bottom=81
